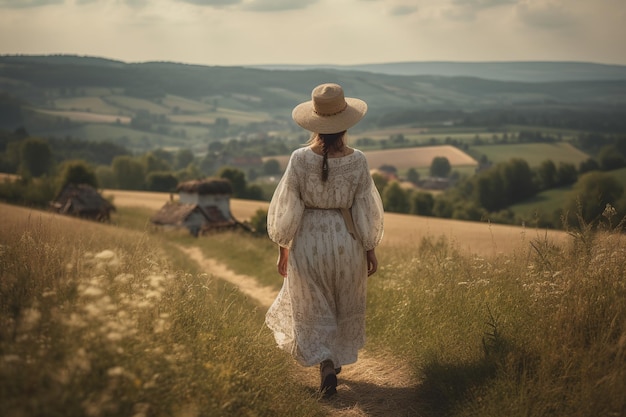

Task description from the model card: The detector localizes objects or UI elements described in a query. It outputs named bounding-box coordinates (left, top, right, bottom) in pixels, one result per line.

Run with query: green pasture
left=508, top=186, right=571, bottom=222
left=161, top=95, right=214, bottom=113
left=105, top=95, right=171, bottom=115
left=508, top=167, right=626, bottom=224
left=53, top=124, right=190, bottom=150
left=52, top=96, right=128, bottom=116
left=169, top=108, right=268, bottom=125
left=470, top=142, right=589, bottom=167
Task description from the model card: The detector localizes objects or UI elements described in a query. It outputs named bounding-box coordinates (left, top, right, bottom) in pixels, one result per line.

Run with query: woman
left=265, top=83, right=384, bottom=397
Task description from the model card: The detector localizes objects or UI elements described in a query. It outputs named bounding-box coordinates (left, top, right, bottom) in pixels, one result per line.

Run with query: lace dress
left=265, top=147, right=384, bottom=367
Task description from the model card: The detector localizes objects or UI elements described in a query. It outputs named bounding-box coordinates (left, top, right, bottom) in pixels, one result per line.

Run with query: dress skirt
left=265, top=208, right=368, bottom=367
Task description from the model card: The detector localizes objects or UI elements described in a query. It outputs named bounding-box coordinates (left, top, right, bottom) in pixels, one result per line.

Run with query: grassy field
left=0, top=203, right=326, bottom=417
left=2, top=196, right=625, bottom=416
left=470, top=142, right=590, bottom=167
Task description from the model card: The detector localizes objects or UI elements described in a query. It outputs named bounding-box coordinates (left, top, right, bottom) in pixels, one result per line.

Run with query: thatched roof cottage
left=50, top=183, right=116, bottom=222
left=150, top=178, right=238, bottom=236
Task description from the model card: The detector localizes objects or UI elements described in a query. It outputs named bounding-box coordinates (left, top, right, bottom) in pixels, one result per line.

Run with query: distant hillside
left=2, top=55, right=626, bottom=115
left=1, top=54, right=626, bottom=153
left=252, top=61, right=626, bottom=83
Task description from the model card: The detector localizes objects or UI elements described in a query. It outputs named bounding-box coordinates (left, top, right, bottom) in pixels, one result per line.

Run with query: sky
left=1, top=0, right=625, bottom=67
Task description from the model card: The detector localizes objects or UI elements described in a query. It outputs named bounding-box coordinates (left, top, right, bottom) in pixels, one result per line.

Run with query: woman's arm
left=277, top=246, right=289, bottom=277
left=366, top=249, right=378, bottom=276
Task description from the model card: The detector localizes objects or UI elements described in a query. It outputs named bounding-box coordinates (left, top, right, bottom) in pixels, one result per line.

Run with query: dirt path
left=180, top=246, right=420, bottom=417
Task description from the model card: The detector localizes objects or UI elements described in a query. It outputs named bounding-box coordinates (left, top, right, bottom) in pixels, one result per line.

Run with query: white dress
left=265, top=147, right=384, bottom=367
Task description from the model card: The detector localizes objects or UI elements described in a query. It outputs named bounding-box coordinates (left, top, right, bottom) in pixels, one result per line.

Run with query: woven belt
left=305, top=206, right=357, bottom=240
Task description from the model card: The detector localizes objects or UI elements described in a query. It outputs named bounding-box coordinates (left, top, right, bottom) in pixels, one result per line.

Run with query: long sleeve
left=267, top=152, right=304, bottom=248
left=351, top=158, right=384, bottom=251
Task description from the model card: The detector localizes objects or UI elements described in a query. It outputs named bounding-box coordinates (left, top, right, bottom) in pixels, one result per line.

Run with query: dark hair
left=313, top=131, right=346, bottom=181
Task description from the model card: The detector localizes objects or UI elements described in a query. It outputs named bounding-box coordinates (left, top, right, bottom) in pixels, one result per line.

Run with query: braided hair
left=313, top=131, right=347, bottom=181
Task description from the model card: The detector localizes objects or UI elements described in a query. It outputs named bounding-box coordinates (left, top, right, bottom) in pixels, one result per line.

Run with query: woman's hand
left=277, top=246, right=289, bottom=278
left=366, top=249, right=378, bottom=276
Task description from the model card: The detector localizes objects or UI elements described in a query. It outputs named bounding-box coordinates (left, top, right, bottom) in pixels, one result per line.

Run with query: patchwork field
left=264, top=145, right=479, bottom=171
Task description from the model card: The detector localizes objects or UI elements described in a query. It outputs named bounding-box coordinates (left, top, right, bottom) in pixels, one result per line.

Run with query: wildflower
left=18, top=308, right=41, bottom=332
left=602, top=203, right=617, bottom=219
left=114, top=273, right=133, bottom=284
left=148, top=274, right=165, bottom=288
left=82, top=286, right=104, bottom=297
left=106, top=332, right=123, bottom=342
left=95, top=250, right=116, bottom=260
left=107, top=366, right=125, bottom=377
left=64, top=313, right=87, bottom=328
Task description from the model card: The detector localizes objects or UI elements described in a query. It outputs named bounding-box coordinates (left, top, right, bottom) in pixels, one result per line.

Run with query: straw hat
left=292, top=83, right=367, bottom=134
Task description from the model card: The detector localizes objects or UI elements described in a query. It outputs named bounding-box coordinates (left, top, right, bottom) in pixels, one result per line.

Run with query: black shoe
left=319, top=360, right=337, bottom=397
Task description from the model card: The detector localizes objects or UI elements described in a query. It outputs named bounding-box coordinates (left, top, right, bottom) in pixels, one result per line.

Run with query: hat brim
left=292, top=97, right=367, bottom=134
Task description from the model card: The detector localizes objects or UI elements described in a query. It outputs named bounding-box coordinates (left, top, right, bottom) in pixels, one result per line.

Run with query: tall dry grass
left=0, top=204, right=325, bottom=417
left=367, top=212, right=626, bottom=416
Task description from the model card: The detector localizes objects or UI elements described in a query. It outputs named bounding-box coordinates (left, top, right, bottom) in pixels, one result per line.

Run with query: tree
left=142, top=152, right=171, bottom=174
left=96, top=165, right=116, bottom=189
left=371, top=172, right=388, bottom=196
left=174, top=149, right=195, bottom=170
left=57, top=160, right=98, bottom=190
left=218, top=167, right=247, bottom=197
left=598, top=145, right=626, bottom=171
left=249, top=209, right=268, bottom=235
left=556, top=162, right=578, bottom=186
left=146, top=172, right=178, bottom=192
left=430, top=157, right=451, bottom=177
left=536, top=159, right=557, bottom=190
left=410, top=192, right=434, bottom=216
left=263, top=159, right=281, bottom=176
left=19, top=137, right=53, bottom=178
left=382, top=182, right=410, bottom=213
left=579, top=158, right=599, bottom=174
left=564, top=171, right=624, bottom=224
left=406, top=168, right=420, bottom=185
left=112, top=155, right=145, bottom=190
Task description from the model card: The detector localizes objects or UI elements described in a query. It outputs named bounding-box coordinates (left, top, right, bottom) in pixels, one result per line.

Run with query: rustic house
left=150, top=178, right=238, bottom=236
left=50, top=183, right=116, bottom=222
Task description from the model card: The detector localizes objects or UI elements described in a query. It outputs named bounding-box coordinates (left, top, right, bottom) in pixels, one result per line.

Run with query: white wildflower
left=145, top=290, right=162, bottom=300
left=64, top=313, right=87, bottom=328
left=107, top=332, right=123, bottom=342
left=114, top=273, right=133, bottom=284
left=82, top=286, right=104, bottom=297
left=107, top=366, right=125, bottom=377
left=95, top=250, right=116, bottom=260
left=19, top=308, right=41, bottom=332
left=148, top=274, right=165, bottom=288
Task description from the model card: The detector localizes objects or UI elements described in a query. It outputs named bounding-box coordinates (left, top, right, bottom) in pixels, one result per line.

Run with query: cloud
left=242, top=0, right=318, bottom=12
left=0, top=0, right=62, bottom=8
left=443, top=0, right=518, bottom=21
left=390, top=4, right=418, bottom=16
left=452, top=0, right=518, bottom=9
left=176, top=0, right=242, bottom=6
left=516, top=0, right=576, bottom=29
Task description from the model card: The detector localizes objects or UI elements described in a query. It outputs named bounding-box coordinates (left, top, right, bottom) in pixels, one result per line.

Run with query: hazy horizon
left=1, top=0, right=625, bottom=67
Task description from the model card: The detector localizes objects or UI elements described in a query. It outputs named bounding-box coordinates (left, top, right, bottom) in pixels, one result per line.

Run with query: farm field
left=35, top=109, right=131, bottom=124
left=104, top=189, right=569, bottom=255
left=470, top=142, right=589, bottom=167
left=264, top=145, right=479, bottom=172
